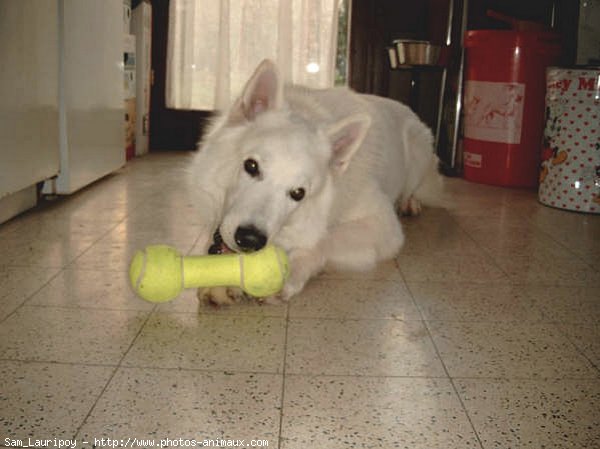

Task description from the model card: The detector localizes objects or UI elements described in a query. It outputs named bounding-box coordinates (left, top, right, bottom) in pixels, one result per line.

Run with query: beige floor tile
left=397, top=252, right=508, bottom=283
left=0, top=361, right=114, bottom=439
left=494, top=255, right=600, bottom=286
left=400, top=218, right=483, bottom=257
left=0, top=235, right=97, bottom=268
left=281, top=375, right=480, bottom=449
left=289, top=278, right=420, bottom=320
left=456, top=378, right=600, bottom=449
left=286, top=318, right=445, bottom=376
left=558, top=236, right=600, bottom=264
left=0, top=306, right=148, bottom=364
left=105, top=221, right=210, bottom=246
left=453, top=214, right=536, bottom=232
left=44, top=200, right=132, bottom=223
left=427, top=321, right=597, bottom=379
left=446, top=187, right=541, bottom=219
left=1, top=153, right=598, bottom=449
left=0, top=265, right=59, bottom=320
left=26, top=268, right=154, bottom=311
left=559, top=324, right=600, bottom=368
left=0, top=213, right=118, bottom=242
left=528, top=211, right=600, bottom=262
left=77, top=367, right=281, bottom=444
left=0, top=210, right=39, bottom=234
left=122, top=312, right=286, bottom=372
left=125, top=191, right=216, bottom=226
left=466, top=227, right=577, bottom=261
left=39, top=181, right=144, bottom=221
left=523, top=285, right=600, bottom=324
left=319, top=259, right=403, bottom=281
left=408, top=282, right=544, bottom=322
left=70, top=236, right=193, bottom=272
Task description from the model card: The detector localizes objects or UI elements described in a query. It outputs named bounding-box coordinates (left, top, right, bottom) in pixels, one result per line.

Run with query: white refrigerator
left=1, top=0, right=125, bottom=222
left=43, top=0, right=125, bottom=194
left=0, top=0, right=60, bottom=222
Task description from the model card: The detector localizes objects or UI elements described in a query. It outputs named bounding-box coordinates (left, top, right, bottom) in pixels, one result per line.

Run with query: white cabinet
left=0, top=0, right=125, bottom=223
left=43, top=0, right=125, bottom=194
left=0, top=0, right=60, bottom=222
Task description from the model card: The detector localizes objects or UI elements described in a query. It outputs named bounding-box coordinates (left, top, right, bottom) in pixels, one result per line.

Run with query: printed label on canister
left=464, top=152, right=483, bottom=168
left=464, top=81, right=526, bottom=144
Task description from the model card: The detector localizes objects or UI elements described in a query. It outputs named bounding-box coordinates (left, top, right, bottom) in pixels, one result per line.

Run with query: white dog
left=195, top=59, right=443, bottom=305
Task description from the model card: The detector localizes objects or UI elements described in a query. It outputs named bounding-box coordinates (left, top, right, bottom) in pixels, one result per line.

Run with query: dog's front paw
left=259, top=278, right=302, bottom=305
left=260, top=294, right=287, bottom=306
left=281, top=278, right=305, bottom=301
left=263, top=275, right=306, bottom=304
left=263, top=247, right=321, bottom=303
left=399, top=196, right=422, bottom=216
left=197, top=286, right=247, bottom=307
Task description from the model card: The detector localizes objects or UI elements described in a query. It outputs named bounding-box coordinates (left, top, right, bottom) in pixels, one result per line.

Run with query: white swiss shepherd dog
left=196, top=59, right=444, bottom=305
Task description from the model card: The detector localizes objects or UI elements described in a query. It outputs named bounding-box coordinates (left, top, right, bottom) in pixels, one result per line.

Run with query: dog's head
left=201, top=60, right=371, bottom=253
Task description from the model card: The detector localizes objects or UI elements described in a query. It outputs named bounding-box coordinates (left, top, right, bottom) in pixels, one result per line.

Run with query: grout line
left=3, top=163, right=598, bottom=445
left=449, top=219, right=515, bottom=282
left=61, top=215, right=128, bottom=271
left=402, top=278, right=486, bottom=449
left=0, top=358, right=120, bottom=369
left=276, top=302, right=291, bottom=448
left=2, top=356, right=597, bottom=383
left=453, top=210, right=597, bottom=271
left=15, top=303, right=155, bottom=313
left=72, top=303, right=156, bottom=440
left=553, top=323, right=600, bottom=375
left=282, top=314, right=424, bottom=322
left=436, top=216, right=600, bottom=377
left=0, top=267, right=64, bottom=327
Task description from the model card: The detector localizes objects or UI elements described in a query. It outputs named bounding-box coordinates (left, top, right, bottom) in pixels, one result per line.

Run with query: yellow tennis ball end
left=241, top=245, right=289, bottom=297
left=129, top=245, right=183, bottom=303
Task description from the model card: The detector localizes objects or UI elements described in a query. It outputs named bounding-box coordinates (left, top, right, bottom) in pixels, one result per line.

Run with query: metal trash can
left=463, top=30, right=562, bottom=187
left=539, top=66, right=600, bottom=213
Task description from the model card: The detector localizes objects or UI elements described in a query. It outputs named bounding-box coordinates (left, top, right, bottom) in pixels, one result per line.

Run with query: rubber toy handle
left=182, top=247, right=289, bottom=295
left=129, top=244, right=289, bottom=303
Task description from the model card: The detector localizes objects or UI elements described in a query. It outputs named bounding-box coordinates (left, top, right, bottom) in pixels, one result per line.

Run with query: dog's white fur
left=196, top=60, right=443, bottom=305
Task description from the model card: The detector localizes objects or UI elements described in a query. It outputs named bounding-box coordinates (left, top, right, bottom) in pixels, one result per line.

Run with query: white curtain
left=166, top=0, right=340, bottom=110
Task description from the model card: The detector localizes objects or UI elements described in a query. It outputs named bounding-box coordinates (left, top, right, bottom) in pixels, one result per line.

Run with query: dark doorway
left=148, top=0, right=212, bottom=151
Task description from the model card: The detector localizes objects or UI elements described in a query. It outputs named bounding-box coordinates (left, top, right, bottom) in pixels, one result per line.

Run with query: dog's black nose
left=234, top=225, right=267, bottom=252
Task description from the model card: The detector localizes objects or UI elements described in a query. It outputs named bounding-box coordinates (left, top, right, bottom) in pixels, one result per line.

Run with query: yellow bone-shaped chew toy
left=129, top=244, right=289, bottom=303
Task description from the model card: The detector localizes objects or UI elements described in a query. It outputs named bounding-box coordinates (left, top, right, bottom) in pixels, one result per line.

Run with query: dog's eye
left=289, top=187, right=305, bottom=202
left=244, top=158, right=260, bottom=177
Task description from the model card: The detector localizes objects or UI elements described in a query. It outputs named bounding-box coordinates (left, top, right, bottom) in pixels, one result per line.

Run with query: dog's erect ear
left=326, top=113, right=371, bottom=174
left=228, top=59, right=283, bottom=123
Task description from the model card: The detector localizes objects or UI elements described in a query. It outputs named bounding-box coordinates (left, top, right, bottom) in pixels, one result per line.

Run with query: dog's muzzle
left=234, top=225, right=267, bottom=252
left=209, top=225, right=267, bottom=254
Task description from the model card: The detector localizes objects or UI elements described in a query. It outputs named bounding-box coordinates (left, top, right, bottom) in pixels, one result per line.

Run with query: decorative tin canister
left=539, top=67, right=600, bottom=213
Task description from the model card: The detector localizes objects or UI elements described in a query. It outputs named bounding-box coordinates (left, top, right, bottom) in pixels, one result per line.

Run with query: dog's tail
left=413, top=156, right=452, bottom=209
left=401, top=117, right=452, bottom=210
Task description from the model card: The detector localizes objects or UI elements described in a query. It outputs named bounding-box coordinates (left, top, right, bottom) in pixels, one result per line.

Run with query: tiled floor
left=1, top=151, right=599, bottom=448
